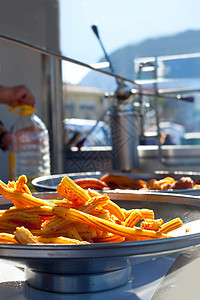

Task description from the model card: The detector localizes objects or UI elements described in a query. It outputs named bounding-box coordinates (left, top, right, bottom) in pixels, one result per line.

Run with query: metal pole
left=42, top=55, right=65, bottom=174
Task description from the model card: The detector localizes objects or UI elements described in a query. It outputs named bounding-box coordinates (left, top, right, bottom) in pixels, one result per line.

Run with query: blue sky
left=59, top=0, right=200, bottom=83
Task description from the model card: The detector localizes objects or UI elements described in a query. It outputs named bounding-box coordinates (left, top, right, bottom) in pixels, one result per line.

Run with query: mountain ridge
left=80, top=29, right=200, bottom=90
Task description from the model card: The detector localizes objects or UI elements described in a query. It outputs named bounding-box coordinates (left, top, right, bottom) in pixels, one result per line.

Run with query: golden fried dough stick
left=7, top=181, right=15, bottom=189
left=149, top=177, right=175, bottom=191
left=122, top=208, right=154, bottom=220
left=91, top=208, right=113, bottom=221
left=87, top=188, right=99, bottom=197
left=30, top=229, right=43, bottom=236
left=0, top=210, right=41, bottom=229
left=79, top=194, right=110, bottom=214
left=60, top=224, right=83, bottom=241
left=104, top=201, right=125, bottom=222
left=41, top=216, right=70, bottom=235
left=8, top=206, right=54, bottom=216
left=93, top=234, right=125, bottom=243
left=125, top=236, right=156, bottom=241
left=100, top=173, right=148, bottom=190
left=95, top=228, right=105, bottom=238
left=148, top=179, right=158, bottom=190
left=74, top=223, right=97, bottom=240
left=141, top=218, right=164, bottom=231
left=74, top=178, right=108, bottom=190
left=0, top=220, right=20, bottom=233
left=57, top=176, right=91, bottom=206
left=158, top=218, right=183, bottom=234
left=14, top=226, right=40, bottom=244
left=169, top=177, right=194, bottom=190
left=136, top=209, right=155, bottom=220
left=0, top=181, right=55, bottom=208
left=15, top=175, right=31, bottom=195
left=0, top=209, right=7, bottom=215
left=15, top=226, right=89, bottom=244
left=53, top=207, right=168, bottom=240
left=36, top=236, right=90, bottom=244
left=48, top=199, right=77, bottom=208
left=6, top=175, right=31, bottom=195
left=0, top=233, right=19, bottom=244
left=38, top=225, right=97, bottom=240
left=124, top=210, right=142, bottom=227
left=87, top=188, right=125, bottom=222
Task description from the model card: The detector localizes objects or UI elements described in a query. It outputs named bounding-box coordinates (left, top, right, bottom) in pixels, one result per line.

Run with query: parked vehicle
left=63, top=118, right=111, bottom=148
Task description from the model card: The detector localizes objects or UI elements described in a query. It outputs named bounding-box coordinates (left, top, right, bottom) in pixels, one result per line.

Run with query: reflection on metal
left=42, top=55, right=64, bottom=174
left=109, top=102, right=140, bottom=171
left=90, top=61, right=110, bottom=69
left=25, top=266, right=132, bottom=293
left=136, top=60, right=200, bottom=166
left=49, top=57, right=65, bottom=173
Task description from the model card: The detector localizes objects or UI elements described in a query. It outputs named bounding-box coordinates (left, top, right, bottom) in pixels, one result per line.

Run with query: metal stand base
left=25, top=266, right=132, bottom=293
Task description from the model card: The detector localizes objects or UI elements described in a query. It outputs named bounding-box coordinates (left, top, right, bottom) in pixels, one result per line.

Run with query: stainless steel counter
left=64, top=145, right=200, bottom=174
left=138, top=145, right=200, bottom=173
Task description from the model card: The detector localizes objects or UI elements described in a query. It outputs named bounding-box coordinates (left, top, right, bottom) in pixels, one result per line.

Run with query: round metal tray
left=0, top=192, right=200, bottom=293
left=32, top=171, right=200, bottom=195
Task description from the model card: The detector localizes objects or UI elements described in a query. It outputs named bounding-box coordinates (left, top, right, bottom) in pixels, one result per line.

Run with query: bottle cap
left=9, top=105, right=36, bottom=115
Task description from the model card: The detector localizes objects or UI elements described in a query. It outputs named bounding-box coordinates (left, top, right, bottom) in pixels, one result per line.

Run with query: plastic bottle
left=8, top=105, right=51, bottom=188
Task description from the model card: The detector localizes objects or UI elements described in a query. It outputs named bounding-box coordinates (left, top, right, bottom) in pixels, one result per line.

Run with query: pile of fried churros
left=0, top=175, right=183, bottom=245
left=74, top=173, right=200, bottom=191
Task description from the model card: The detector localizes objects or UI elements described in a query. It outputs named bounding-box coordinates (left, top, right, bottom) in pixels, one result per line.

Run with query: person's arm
left=0, top=85, right=35, bottom=107
left=0, top=121, right=10, bottom=150
left=0, top=85, right=35, bottom=150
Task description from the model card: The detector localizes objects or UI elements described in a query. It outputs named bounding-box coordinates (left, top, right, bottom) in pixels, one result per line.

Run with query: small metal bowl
left=32, top=171, right=200, bottom=195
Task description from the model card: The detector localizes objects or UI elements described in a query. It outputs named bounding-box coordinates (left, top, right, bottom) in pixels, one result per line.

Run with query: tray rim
left=0, top=191, right=199, bottom=259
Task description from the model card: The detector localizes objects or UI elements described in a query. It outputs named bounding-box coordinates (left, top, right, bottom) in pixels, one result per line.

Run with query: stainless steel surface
left=91, top=23, right=140, bottom=172
left=136, top=60, right=198, bottom=167
left=138, top=145, right=200, bottom=171
left=138, top=145, right=200, bottom=158
left=42, top=55, right=65, bottom=174
left=0, top=192, right=200, bottom=293
left=32, top=171, right=103, bottom=191
left=49, top=57, right=65, bottom=173
left=110, top=103, right=140, bottom=171
left=0, top=250, right=198, bottom=298
left=0, top=255, right=179, bottom=299
left=63, top=146, right=200, bottom=174
left=25, top=266, right=132, bottom=293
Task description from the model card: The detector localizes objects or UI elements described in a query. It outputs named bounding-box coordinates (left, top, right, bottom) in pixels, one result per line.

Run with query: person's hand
left=0, top=131, right=11, bottom=150
left=0, top=85, right=35, bottom=107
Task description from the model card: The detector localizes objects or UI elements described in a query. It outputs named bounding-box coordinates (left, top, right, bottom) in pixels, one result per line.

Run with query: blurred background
left=1, top=0, right=200, bottom=181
